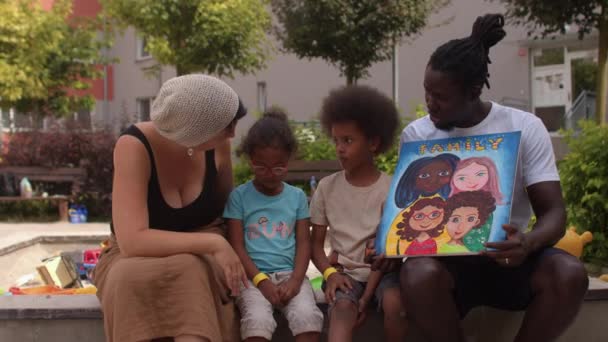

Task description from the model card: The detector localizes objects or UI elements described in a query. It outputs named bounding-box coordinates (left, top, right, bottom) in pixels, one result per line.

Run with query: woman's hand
left=212, top=239, right=248, bottom=296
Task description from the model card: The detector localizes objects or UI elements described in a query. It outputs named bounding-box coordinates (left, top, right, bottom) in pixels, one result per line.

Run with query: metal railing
left=564, top=90, right=596, bottom=131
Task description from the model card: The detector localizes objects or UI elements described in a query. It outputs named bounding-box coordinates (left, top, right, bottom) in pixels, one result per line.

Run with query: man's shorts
left=430, top=247, right=568, bottom=317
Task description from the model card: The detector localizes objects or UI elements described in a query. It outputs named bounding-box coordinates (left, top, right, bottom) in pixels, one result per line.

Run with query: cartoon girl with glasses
left=395, top=196, right=447, bottom=256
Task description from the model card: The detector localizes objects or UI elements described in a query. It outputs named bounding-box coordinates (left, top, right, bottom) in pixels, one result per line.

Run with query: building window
left=136, top=36, right=151, bottom=60
left=73, top=109, right=92, bottom=130
left=257, top=81, right=267, bottom=113
left=533, top=47, right=565, bottom=67
left=1, top=107, right=10, bottom=131
left=0, top=108, right=42, bottom=132
left=137, top=98, right=153, bottom=121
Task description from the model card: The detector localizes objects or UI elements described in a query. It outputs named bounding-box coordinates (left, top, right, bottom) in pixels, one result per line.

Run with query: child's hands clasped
left=324, top=272, right=353, bottom=303
left=258, top=279, right=281, bottom=306
left=277, top=277, right=301, bottom=305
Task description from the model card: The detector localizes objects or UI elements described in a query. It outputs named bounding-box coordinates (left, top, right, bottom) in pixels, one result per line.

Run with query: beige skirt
left=93, top=226, right=240, bottom=342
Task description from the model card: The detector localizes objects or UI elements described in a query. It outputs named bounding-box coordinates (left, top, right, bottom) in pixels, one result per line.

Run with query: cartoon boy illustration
left=394, top=153, right=460, bottom=208
left=395, top=196, right=447, bottom=255
left=439, top=191, right=496, bottom=253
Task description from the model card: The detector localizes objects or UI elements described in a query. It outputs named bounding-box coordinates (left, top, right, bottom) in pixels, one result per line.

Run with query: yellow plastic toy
left=554, top=227, right=592, bottom=258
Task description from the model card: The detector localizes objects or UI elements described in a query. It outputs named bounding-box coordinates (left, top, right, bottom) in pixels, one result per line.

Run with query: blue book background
left=376, top=132, right=521, bottom=257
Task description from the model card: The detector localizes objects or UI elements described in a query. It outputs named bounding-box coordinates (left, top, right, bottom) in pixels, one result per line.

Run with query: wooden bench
left=0, top=167, right=87, bottom=221
left=285, top=160, right=341, bottom=182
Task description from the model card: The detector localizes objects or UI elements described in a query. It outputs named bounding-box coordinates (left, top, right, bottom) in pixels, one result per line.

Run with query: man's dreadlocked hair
left=429, top=14, right=506, bottom=90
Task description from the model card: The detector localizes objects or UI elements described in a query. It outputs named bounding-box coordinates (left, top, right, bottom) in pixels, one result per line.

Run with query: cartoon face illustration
left=444, top=190, right=496, bottom=244
left=395, top=153, right=460, bottom=208
left=452, top=162, right=489, bottom=191
left=449, top=157, right=503, bottom=204
left=414, top=160, right=453, bottom=193
left=409, top=205, right=445, bottom=232
left=446, top=206, right=480, bottom=240
left=396, top=197, right=447, bottom=242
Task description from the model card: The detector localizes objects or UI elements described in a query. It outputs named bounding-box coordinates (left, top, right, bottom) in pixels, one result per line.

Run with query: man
left=373, top=14, right=588, bottom=342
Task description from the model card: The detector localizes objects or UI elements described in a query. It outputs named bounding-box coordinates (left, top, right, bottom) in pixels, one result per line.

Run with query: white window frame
left=136, top=35, right=152, bottom=61
left=136, top=97, right=154, bottom=122
left=257, top=81, right=267, bottom=113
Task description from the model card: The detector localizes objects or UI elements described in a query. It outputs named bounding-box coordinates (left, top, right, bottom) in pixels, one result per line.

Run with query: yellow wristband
left=252, top=272, right=269, bottom=287
left=323, top=267, right=338, bottom=281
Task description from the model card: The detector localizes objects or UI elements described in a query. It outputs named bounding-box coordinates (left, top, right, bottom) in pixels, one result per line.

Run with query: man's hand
left=258, top=279, right=281, bottom=306
left=277, top=277, right=301, bottom=305
left=482, top=224, right=532, bottom=267
left=324, top=273, right=353, bottom=303
left=369, top=253, right=401, bottom=272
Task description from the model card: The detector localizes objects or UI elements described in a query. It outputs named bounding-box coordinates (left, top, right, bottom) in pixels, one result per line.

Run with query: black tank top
left=111, top=125, right=223, bottom=233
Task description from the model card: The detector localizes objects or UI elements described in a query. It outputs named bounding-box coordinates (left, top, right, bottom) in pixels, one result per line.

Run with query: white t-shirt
left=401, top=102, right=560, bottom=231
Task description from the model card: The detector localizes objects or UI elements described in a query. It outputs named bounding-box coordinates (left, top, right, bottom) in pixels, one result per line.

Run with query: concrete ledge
left=1, top=278, right=607, bottom=341
left=0, top=235, right=107, bottom=257
left=0, top=295, right=101, bottom=320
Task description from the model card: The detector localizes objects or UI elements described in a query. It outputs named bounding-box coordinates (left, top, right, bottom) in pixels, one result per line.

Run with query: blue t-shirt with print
left=223, top=181, right=309, bottom=273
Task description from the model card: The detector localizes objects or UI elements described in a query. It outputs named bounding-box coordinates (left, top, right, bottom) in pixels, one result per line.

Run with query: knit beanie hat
left=151, top=74, right=240, bottom=148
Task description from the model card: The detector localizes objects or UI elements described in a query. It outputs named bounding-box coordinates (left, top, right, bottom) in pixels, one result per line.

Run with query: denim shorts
left=322, top=272, right=401, bottom=313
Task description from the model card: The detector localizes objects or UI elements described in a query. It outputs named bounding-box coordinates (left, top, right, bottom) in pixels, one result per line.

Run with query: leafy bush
left=559, top=120, right=608, bottom=266
left=1, top=128, right=116, bottom=220
left=293, top=123, right=336, bottom=161
left=0, top=199, right=57, bottom=222
left=233, top=155, right=254, bottom=187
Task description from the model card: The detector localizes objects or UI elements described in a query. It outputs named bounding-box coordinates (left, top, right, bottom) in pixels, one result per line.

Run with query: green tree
left=0, top=0, right=104, bottom=116
left=497, top=0, right=608, bottom=124
left=103, top=0, right=272, bottom=76
left=271, top=0, right=449, bottom=85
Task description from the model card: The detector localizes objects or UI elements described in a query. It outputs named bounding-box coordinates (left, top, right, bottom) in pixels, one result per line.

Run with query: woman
left=93, top=74, right=248, bottom=342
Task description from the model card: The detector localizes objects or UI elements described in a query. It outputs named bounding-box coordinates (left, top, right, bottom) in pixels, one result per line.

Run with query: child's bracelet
left=323, top=266, right=338, bottom=281
left=252, top=272, right=269, bottom=287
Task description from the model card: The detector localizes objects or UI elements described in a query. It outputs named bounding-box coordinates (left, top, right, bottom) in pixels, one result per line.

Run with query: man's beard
left=433, top=121, right=455, bottom=132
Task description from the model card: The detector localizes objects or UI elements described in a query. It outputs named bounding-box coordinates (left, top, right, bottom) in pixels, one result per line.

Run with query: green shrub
left=293, top=123, right=336, bottom=161
left=559, top=120, right=608, bottom=266
left=233, top=155, right=254, bottom=186
left=1, top=129, right=116, bottom=220
left=0, top=200, right=57, bottom=222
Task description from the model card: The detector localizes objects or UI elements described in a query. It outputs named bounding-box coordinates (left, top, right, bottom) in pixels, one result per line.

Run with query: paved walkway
left=0, top=222, right=111, bottom=254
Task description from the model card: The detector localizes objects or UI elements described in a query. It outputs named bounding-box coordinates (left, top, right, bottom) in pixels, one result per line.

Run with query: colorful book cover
left=376, top=132, right=521, bottom=257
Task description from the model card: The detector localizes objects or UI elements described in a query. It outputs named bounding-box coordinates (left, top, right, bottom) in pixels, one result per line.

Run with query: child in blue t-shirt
left=224, top=109, right=323, bottom=342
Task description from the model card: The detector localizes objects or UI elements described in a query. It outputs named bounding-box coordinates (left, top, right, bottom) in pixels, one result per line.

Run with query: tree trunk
left=346, top=73, right=355, bottom=86
left=596, top=6, right=608, bottom=124
left=176, top=65, right=187, bottom=76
